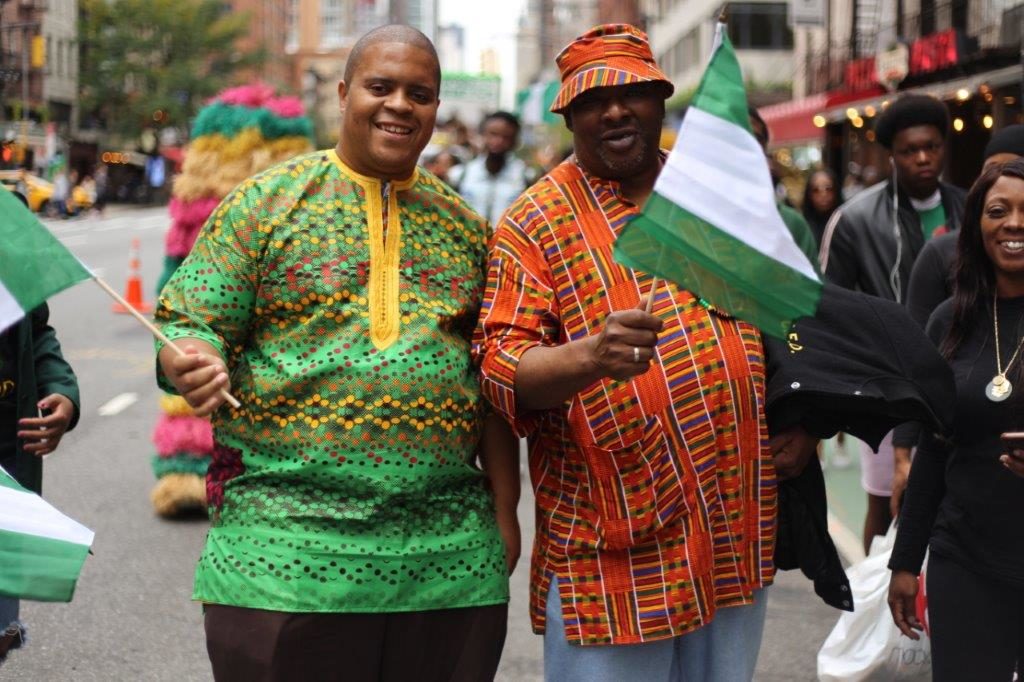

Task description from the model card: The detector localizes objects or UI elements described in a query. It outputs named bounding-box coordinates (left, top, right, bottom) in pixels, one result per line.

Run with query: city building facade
left=644, top=0, right=796, bottom=107
left=231, top=0, right=292, bottom=88
left=287, top=0, right=437, bottom=145
left=762, top=0, right=1024, bottom=190
left=0, top=0, right=78, bottom=169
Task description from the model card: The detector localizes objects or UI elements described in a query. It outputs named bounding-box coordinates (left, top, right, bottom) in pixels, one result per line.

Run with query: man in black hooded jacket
left=818, top=94, right=966, bottom=553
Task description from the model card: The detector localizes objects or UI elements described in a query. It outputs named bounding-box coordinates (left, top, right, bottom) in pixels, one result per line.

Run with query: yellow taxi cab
left=0, top=169, right=93, bottom=214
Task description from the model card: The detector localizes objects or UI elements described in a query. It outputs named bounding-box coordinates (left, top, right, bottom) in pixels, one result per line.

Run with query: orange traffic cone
left=112, top=238, right=152, bottom=314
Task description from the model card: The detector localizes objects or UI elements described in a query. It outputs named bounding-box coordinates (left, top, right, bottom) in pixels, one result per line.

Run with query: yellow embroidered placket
left=326, top=149, right=411, bottom=351
left=366, top=182, right=401, bottom=350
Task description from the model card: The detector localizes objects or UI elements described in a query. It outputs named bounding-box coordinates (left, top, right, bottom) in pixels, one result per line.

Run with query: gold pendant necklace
left=986, top=291, right=1024, bottom=402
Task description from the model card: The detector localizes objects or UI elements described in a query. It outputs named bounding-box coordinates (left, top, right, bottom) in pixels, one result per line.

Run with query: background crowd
left=4, top=16, right=1024, bottom=682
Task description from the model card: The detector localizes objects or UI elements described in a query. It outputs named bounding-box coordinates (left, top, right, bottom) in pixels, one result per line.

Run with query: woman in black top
left=801, top=168, right=840, bottom=247
left=888, top=160, right=1024, bottom=680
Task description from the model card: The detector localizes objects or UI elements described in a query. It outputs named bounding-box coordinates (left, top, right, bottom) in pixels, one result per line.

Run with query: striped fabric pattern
left=550, top=24, right=672, bottom=113
left=474, top=159, right=777, bottom=646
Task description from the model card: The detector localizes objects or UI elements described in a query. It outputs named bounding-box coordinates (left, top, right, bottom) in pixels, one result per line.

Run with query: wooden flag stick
left=646, top=277, right=659, bottom=313
left=91, top=276, right=242, bottom=409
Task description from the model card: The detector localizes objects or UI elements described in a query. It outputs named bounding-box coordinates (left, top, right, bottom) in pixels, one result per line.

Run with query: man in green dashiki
left=156, top=25, right=518, bottom=681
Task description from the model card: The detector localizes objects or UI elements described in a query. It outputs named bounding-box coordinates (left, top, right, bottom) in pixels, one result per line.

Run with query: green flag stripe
left=614, top=192, right=821, bottom=339
left=689, top=29, right=752, bottom=133
left=0, top=190, right=92, bottom=312
left=0, top=467, right=23, bottom=492
left=0, top=529, right=90, bottom=602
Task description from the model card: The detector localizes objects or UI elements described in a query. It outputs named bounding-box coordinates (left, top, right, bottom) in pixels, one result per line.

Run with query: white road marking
left=45, top=212, right=169, bottom=234
left=97, top=392, right=139, bottom=416
left=58, top=235, right=89, bottom=247
left=47, top=223, right=94, bottom=235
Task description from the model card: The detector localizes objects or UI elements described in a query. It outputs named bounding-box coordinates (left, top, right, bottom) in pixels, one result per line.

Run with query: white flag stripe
left=708, top=22, right=724, bottom=60
left=0, top=277, right=27, bottom=332
left=655, top=107, right=819, bottom=281
left=0, top=485, right=95, bottom=546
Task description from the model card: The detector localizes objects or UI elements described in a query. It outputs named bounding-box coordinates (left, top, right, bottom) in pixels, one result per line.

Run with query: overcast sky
left=438, top=0, right=527, bottom=106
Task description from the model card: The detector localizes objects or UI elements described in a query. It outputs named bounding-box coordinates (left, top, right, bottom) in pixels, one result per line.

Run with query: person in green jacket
left=749, top=107, right=822, bottom=275
left=0, top=213, right=81, bottom=663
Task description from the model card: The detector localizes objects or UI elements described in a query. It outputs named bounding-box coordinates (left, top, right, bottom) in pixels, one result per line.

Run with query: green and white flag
left=614, top=24, right=821, bottom=338
left=0, top=189, right=92, bottom=333
left=0, top=466, right=94, bottom=602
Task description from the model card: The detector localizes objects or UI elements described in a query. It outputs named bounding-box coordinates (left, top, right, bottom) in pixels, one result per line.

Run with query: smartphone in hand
left=1000, top=432, right=1024, bottom=450
left=1000, top=433, right=1024, bottom=477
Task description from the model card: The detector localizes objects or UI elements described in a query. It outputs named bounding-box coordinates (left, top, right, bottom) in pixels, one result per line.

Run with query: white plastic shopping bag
left=817, top=524, right=930, bottom=681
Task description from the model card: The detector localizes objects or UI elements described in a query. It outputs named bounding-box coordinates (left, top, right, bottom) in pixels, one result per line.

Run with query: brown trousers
left=204, top=602, right=508, bottom=682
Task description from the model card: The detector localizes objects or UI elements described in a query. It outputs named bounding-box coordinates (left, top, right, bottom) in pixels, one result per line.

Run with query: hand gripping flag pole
left=0, top=190, right=241, bottom=409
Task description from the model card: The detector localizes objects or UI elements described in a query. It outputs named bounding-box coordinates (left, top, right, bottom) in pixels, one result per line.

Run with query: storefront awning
left=820, top=64, right=1023, bottom=123
left=759, top=93, right=828, bottom=148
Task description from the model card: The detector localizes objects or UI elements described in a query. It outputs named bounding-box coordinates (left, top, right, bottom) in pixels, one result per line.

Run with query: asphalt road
left=4, top=205, right=842, bottom=681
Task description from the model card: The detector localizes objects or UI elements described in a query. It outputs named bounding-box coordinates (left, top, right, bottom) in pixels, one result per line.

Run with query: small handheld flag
left=0, top=466, right=94, bottom=602
left=614, top=24, right=821, bottom=338
left=0, top=189, right=92, bottom=333
left=0, top=189, right=241, bottom=408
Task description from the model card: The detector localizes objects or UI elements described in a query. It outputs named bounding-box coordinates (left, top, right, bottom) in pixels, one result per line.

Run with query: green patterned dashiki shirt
left=156, top=150, right=508, bottom=613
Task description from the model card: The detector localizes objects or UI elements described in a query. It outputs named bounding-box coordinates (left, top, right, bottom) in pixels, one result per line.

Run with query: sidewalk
left=822, top=435, right=870, bottom=563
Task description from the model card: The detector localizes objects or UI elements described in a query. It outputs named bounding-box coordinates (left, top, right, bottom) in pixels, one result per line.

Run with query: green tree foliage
left=79, top=0, right=264, bottom=137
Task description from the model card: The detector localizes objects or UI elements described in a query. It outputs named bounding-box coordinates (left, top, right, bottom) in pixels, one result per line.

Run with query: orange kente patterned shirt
left=474, top=158, right=777, bottom=646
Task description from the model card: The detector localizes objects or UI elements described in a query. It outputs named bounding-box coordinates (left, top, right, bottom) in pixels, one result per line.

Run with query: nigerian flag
left=0, top=189, right=92, bottom=333
left=614, top=24, right=821, bottom=338
left=0, top=466, right=94, bottom=601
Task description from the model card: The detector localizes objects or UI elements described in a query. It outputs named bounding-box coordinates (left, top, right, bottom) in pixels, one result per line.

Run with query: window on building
left=951, top=0, right=968, bottom=32
left=920, top=0, right=936, bottom=35
left=321, top=0, right=344, bottom=49
left=658, top=47, right=673, bottom=76
left=726, top=3, right=793, bottom=50
left=57, top=40, right=63, bottom=77
left=659, top=25, right=701, bottom=77
left=656, top=0, right=683, bottom=19
left=286, top=0, right=299, bottom=52
left=682, top=26, right=701, bottom=66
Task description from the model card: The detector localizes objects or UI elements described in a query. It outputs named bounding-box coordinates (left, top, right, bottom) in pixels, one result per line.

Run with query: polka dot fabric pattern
left=155, top=150, right=509, bottom=612
left=150, top=83, right=314, bottom=516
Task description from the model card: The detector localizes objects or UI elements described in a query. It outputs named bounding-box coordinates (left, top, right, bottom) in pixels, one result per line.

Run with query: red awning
left=758, top=93, right=828, bottom=147
left=822, top=86, right=888, bottom=115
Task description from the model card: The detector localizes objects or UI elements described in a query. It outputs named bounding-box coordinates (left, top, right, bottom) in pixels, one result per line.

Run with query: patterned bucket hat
left=550, top=24, right=674, bottom=114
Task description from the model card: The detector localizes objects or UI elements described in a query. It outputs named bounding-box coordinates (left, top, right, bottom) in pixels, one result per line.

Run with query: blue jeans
left=0, top=598, right=18, bottom=631
left=0, top=595, right=23, bottom=660
left=544, top=579, right=769, bottom=682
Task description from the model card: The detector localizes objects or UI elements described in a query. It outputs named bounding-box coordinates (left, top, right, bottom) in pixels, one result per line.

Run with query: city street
left=6, top=206, right=842, bottom=680
left=1, top=0, right=1019, bottom=675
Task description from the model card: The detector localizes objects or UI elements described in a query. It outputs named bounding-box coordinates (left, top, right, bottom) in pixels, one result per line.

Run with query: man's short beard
left=596, top=135, right=649, bottom=176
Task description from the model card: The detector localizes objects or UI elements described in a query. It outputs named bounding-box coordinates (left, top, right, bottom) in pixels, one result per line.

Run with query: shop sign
left=909, top=29, right=960, bottom=75
left=875, top=44, right=909, bottom=91
left=841, top=29, right=960, bottom=93
left=845, top=56, right=877, bottom=93
left=790, top=0, right=826, bottom=27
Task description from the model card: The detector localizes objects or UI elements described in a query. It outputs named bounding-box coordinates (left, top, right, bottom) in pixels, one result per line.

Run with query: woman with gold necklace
left=887, top=158, right=1024, bottom=680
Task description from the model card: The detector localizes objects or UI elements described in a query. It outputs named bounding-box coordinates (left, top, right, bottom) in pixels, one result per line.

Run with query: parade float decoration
left=151, top=84, right=314, bottom=517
